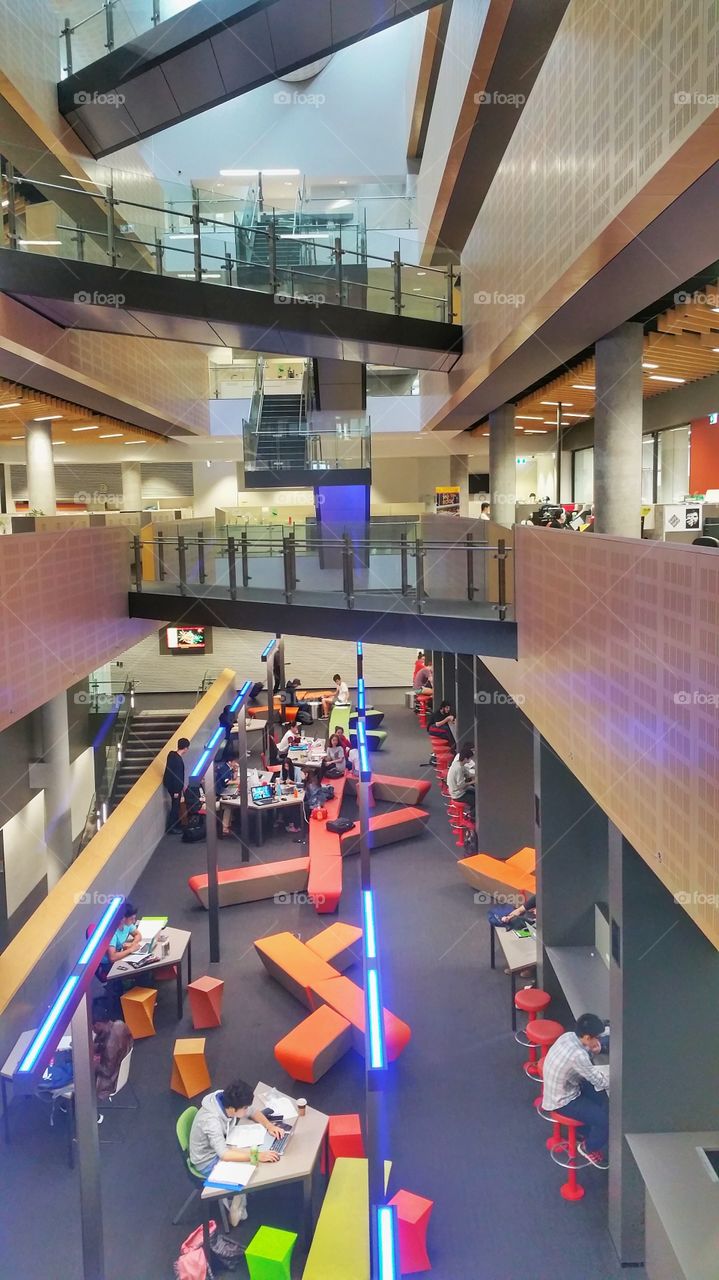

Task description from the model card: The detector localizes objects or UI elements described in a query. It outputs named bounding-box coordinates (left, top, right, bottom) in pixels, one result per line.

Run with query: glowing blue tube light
left=362, top=889, right=377, bottom=960
left=376, top=1205, right=398, bottom=1280
left=366, top=968, right=386, bottom=1070
left=78, top=896, right=124, bottom=965
left=206, top=726, right=225, bottom=751
left=357, top=719, right=371, bottom=781
left=229, top=679, right=252, bottom=714
left=356, top=641, right=363, bottom=657
left=357, top=677, right=366, bottom=713
left=260, top=638, right=276, bottom=660
left=17, top=975, right=80, bottom=1074
left=190, top=747, right=212, bottom=780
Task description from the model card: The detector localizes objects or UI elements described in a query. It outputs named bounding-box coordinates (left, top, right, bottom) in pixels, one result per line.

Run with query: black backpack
left=209, top=1230, right=245, bottom=1272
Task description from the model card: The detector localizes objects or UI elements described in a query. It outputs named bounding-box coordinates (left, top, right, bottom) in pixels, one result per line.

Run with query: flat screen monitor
left=165, top=626, right=206, bottom=652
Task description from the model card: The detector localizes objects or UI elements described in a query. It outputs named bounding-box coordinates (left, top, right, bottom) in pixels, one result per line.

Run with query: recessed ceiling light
left=338, top=180, right=348, bottom=186
left=642, top=362, right=659, bottom=369
left=540, top=400, right=573, bottom=407
left=125, top=440, right=146, bottom=445
left=19, top=239, right=62, bottom=246
left=413, top=287, right=421, bottom=292
left=515, top=415, right=544, bottom=421
left=99, top=432, right=123, bottom=438
left=33, top=414, right=63, bottom=421
left=0, top=401, right=21, bottom=410
left=417, top=271, right=426, bottom=276
left=10, top=435, right=23, bottom=440
left=72, top=424, right=99, bottom=431
left=650, top=374, right=685, bottom=383
left=1, top=199, right=8, bottom=208
left=571, top=384, right=595, bottom=391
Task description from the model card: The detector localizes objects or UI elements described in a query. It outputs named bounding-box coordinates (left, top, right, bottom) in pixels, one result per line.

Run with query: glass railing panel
left=59, top=1, right=200, bottom=77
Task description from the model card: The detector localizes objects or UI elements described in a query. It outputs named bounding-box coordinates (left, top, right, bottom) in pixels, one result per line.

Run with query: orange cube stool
left=327, top=1113, right=365, bottom=1173
left=171, top=1037, right=211, bottom=1098
left=389, top=1189, right=434, bottom=1274
left=188, top=976, right=225, bottom=1029
left=120, top=986, right=157, bottom=1039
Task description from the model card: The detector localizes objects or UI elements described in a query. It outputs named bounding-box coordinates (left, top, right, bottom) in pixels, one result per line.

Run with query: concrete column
left=1, top=462, right=12, bottom=513
left=594, top=322, right=643, bottom=536
left=488, top=403, right=516, bottom=528
left=41, top=692, right=74, bottom=887
left=24, top=420, right=56, bottom=514
left=121, top=461, right=142, bottom=511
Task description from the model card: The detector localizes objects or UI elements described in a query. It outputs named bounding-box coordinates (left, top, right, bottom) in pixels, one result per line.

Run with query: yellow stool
left=171, top=1037, right=211, bottom=1098
left=120, top=987, right=157, bottom=1039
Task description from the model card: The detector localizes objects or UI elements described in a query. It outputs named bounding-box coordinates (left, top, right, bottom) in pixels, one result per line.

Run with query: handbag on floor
left=208, top=1230, right=246, bottom=1272
left=175, top=1222, right=217, bottom=1280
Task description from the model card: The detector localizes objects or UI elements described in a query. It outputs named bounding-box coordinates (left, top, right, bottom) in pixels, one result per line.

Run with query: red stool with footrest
left=514, top=988, right=551, bottom=1053
left=524, top=1019, right=564, bottom=1078
left=447, top=799, right=474, bottom=848
left=548, top=1113, right=588, bottom=1200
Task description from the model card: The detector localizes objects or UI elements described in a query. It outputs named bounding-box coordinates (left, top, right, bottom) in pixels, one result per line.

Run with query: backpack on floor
left=209, top=1230, right=246, bottom=1272
left=463, top=826, right=478, bottom=855
left=182, top=816, right=206, bottom=843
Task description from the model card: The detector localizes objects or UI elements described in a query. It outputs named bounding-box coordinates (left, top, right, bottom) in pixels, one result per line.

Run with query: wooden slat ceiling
left=0, top=379, right=165, bottom=446
left=472, top=281, right=719, bottom=436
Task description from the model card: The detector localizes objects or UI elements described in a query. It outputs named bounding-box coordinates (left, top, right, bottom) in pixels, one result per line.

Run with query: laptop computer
left=125, top=916, right=167, bottom=964
left=251, top=783, right=274, bottom=806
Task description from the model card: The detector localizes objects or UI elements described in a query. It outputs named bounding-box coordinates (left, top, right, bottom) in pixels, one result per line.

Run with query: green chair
left=172, top=1105, right=208, bottom=1225
left=328, top=703, right=352, bottom=737
left=245, top=1225, right=297, bottom=1280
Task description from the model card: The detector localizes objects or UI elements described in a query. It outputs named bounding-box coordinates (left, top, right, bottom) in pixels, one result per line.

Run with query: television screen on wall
left=165, top=626, right=206, bottom=652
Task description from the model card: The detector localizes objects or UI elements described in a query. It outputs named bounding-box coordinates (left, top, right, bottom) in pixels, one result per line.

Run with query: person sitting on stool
left=541, top=1012, right=609, bottom=1168
left=447, top=744, right=476, bottom=812
left=427, top=700, right=456, bottom=747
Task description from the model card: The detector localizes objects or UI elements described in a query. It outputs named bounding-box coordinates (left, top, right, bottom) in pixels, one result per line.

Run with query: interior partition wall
left=473, top=661, right=534, bottom=859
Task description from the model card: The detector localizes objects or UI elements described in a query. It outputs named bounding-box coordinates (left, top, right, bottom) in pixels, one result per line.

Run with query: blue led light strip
left=357, top=676, right=366, bottom=714
left=260, top=638, right=276, bottom=660
left=362, top=889, right=377, bottom=960
left=356, top=718, right=371, bottom=781
left=17, top=975, right=80, bottom=1073
left=376, top=1205, right=398, bottom=1279
left=356, top=641, right=363, bottom=657
left=229, top=679, right=252, bottom=714
left=366, top=968, right=386, bottom=1070
left=78, top=895, right=124, bottom=965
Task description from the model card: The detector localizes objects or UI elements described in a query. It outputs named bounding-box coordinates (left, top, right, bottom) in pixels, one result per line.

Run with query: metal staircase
left=255, top=393, right=307, bottom=471
left=111, top=710, right=186, bottom=805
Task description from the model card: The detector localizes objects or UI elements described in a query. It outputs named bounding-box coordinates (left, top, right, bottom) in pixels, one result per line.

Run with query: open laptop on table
left=251, top=783, right=275, bottom=807
left=124, top=915, right=167, bottom=965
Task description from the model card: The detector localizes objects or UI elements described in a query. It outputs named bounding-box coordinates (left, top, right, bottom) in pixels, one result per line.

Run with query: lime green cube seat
left=245, top=1224, right=297, bottom=1280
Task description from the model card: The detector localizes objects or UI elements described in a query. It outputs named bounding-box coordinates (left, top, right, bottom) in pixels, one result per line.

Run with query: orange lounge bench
left=339, top=808, right=429, bottom=857
left=306, top=922, right=362, bottom=971
left=274, top=1004, right=353, bottom=1083
left=255, top=932, right=338, bottom=1009
left=312, top=975, right=412, bottom=1062
left=345, top=773, right=431, bottom=805
left=457, top=846, right=536, bottom=898
left=188, top=857, right=309, bottom=909
left=307, top=776, right=347, bottom=914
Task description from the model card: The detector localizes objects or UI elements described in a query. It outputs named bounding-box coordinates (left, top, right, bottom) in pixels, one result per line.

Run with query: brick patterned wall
left=485, top=526, right=719, bottom=949
left=0, top=528, right=157, bottom=730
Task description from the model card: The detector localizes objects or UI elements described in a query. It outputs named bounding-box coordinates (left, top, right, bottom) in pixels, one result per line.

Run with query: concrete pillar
left=41, top=692, right=74, bottom=887
left=25, top=420, right=56, bottom=514
left=121, top=461, right=142, bottom=511
left=594, top=322, right=643, bottom=536
left=488, top=403, right=516, bottom=528
left=0, top=462, right=12, bottom=513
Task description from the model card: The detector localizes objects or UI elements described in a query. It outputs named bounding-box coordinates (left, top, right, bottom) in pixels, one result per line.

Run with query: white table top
left=106, top=924, right=190, bottom=982
left=545, top=945, right=610, bottom=1020
left=202, top=1082, right=328, bottom=1198
left=219, top=785, right=305, bottom=812
left=494, top=924, right=537, bottom=971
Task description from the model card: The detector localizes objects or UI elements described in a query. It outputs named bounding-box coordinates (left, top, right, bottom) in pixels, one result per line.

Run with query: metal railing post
left=446, top=264, right=455, bottom=323
left=334, top=234, right=343, bottom=305
left=104, top=0, right=115, bottom=51
left=497, top=538, right=507, bottom=621
left=154, top=233, right=164, bottom=275
left=400, top=531, right=409, bottom=596
left=151, top=0, right=161, bottom=24
left=268, top=220, right=278, bottom=295
left=157, top=528, right=165, bottom=580
left=392, top=250, right=402, bottom=316
left=289, top=529, right=297, bottom=593
left=132, top=535, right=142, bottom=591
left=227, top=536, right=237, bottom=599
left=240, top=531, right=250, bottom=586
left=106, top=183, right=117, bottom=268
left=282, top=534, right=293, bottom=604
left=75, top=227, right=86, bottom=261
left=343, top=534, right=355, bottom=609
left=197, top=531, right=206, bottom=584
left=4, top=162, right=18, bottom=250
left=415, top=537, right=425, bottom=613
left=61, top=18, right=73, bottom=76
left=466, top=532, right=475, bottom=601
left=191, top=186, right=202, bottom=281
left=177, top=535, right=187, bottom=595
left=224, top=251, right=233, bottom=286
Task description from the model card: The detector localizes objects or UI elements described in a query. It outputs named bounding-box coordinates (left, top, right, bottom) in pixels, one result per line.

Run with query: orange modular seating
left=274, top=1004, right=354, bottom=1083
left=255, top=930, right=411, bottom=1073
left=345, top=774, right=431, bottom=805
left=457, top=845, right=536, bottom=897
left=306, top=921, right=362, bottom=971
left=171, top=1037, right=211, bottom=1098
left=188, top=857, right=309, bottom=909
left=120, top=987, right=157, bottom=1039
left=327, top=1114, right=366, bottom=1172
left=389, top=1189, right=434, bottom=1275
left=307, top=775, right=347, bottom=914
left=339, top=807, right=429, bottom=858
left=188, top=975, right=224, bottom=1029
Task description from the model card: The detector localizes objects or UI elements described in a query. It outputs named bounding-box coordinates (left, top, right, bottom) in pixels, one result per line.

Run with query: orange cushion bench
left=339, top=808, right=429, bottom=857
left=370, top=774, right=431, bottom=805
left=255, top=932, right=338, bottom=1009
left=457, top=846, right=536, bottom=898
left=188, top=857, right=310, bottom=908
left=306, top=922, right=362, bottom=971
left=311, top=975, right=412, bottom=1062
left=307, top=776, right=347, bottom=913
left=274, top=1004, right=353, bottom=1083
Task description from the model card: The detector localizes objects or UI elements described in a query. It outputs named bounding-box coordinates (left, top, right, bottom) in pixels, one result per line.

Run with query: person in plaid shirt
left=541, top=1012, right=609, bottom=1167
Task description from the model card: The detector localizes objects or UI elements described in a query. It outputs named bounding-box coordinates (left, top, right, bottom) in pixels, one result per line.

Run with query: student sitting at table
left=189, top=1079, right=284, bottom=1226
left=427, top=700, right=456, bottom=746
left=541, top=1012, right=609, bottom=1169
left=335, top=726, right=352, bottom=758
left=102, top=901, right=141, bottom=1017
left=322, top=732, right=347, bottom=779
left=218, top=705, right=234, bottom=758
left=447, top=744, right=476, bottom=812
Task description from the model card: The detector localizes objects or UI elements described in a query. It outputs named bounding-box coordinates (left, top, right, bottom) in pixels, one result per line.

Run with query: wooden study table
left=106, top=925, right=191, bottom=1020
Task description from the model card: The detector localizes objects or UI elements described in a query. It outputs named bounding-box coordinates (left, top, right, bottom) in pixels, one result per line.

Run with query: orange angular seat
left=171, top=1037, right=211, bottom=1098
left=188, top=975, right=224, bottom=1029
left=274, top=1005, right=353, bottom=1083
left=327, top=1114, right=365, bottom=1172
left=120, top=986, right=157, bottom=1039
left=306, top=922, right=362, bottom=971
left=311, top=975, right=412, bottom=1062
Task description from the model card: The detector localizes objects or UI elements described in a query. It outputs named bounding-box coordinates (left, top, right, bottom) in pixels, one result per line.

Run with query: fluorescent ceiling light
left=650, top=374, right=685, bottom=383
left=99, top=432, right=123, bottom=439
left=54, top=441, right=66, bottom=445
left=572, top=384, right=595, bottom=390
left=515, top=415, right=544, bottom=421
left=338, top=180, right=348, bottom=185
left=524, top=429, right=549, bottom=434
left=329, top=199, right=352, bottom=209
left=72, top=424, right=99, bottom=431
left=563, top=412, right=590, bottom=418
left=413, top=287, right=421, bottom=292
left=125, top=440, right=146, bottom=445
left=540, top=400, right=573, bottom=406
left=0, top=402, right=21, bottom=410
left=279, top=232, right=329, bottom=239
left=11, top=435, right=23, bottom=440
left=219, top=168, right=300, bottom=177
left=417, top=271, right=426, bottom=276
left=642, top=362, right=659, bottom=369
left=178, top=272, right=221, bottom=279
left=19, top=239, right=62, bottom=246
left=33, top=414, right=63, bottom=421
left=168, top=233, right=197, bottom=240
left=1, top=199, right=8, bottom=208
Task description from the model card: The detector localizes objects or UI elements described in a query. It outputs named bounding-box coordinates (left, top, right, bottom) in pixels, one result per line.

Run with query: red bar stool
left=417, top=695, right=431, bottom=729
left=514, top=988, right=551, bottom=1053
left=447, top=799, right=474, bottom=848
left=524, top=1019, right=563, bottom=1079
left=548, top=1113, right=588, bottom=1200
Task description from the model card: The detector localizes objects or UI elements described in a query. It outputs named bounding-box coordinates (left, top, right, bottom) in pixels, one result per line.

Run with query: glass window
left=658, top=427, right=690, bottom=503
left=641, top=435, right=656, bottom=504
left=572, top=447, right=593, bottom=503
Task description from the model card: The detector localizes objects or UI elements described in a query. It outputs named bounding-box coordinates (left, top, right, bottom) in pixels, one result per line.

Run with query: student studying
left=189, top=1080, right=285, bottom=1226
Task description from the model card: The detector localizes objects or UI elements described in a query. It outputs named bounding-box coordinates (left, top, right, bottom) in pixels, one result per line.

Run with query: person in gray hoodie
left=189, top=1079, right=284, bottom=1226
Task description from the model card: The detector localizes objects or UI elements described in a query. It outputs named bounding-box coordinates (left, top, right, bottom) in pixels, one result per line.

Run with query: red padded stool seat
left=524, top=1018, right=563, bottom=1078
left=514, top=987, right=551, bottom=1052
left=548, top=1113, right=588, bottom=1201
